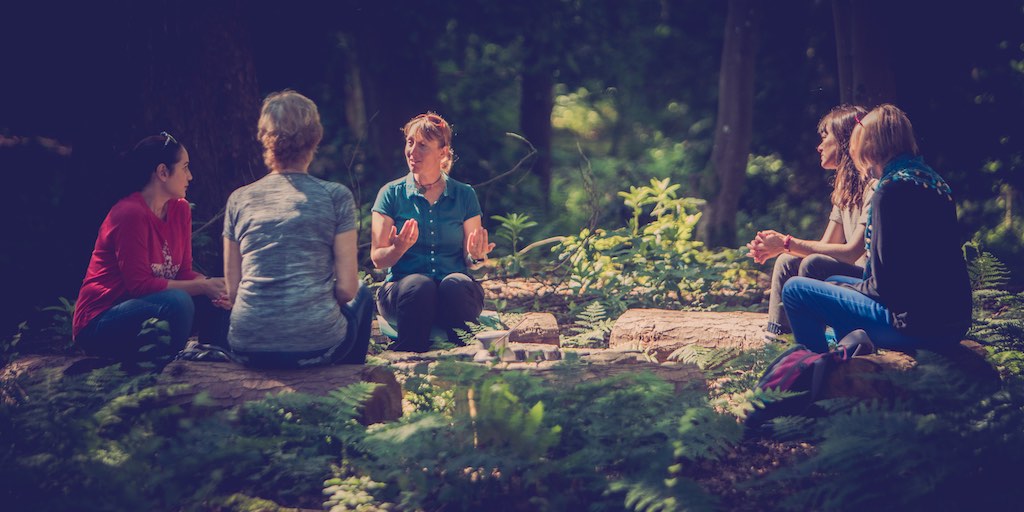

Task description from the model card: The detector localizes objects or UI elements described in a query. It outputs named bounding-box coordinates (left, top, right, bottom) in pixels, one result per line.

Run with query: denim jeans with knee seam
left=75, top=289, right=199, bottom=361
left=781, top=275, right=929, bottom=353
left=767, top=254, right=863, bottom=335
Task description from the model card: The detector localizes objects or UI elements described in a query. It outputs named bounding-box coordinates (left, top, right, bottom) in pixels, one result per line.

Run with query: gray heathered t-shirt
left=223, top=173, right=356, bottom=353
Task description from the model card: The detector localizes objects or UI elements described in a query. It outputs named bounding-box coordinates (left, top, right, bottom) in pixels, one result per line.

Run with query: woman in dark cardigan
left=781, top=104, right=972, bottom=353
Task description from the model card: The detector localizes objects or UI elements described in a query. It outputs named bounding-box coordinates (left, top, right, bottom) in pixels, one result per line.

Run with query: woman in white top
left=747, top=104, right=875, bottom=339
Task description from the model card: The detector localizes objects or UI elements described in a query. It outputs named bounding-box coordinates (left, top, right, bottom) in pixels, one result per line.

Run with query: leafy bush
left=553, top=177, right=754, bottom=318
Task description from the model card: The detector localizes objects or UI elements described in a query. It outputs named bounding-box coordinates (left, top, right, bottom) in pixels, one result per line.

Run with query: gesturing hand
left=389, top=219, right=419, bottom=253
left=466, top=226, right=495, bottom=261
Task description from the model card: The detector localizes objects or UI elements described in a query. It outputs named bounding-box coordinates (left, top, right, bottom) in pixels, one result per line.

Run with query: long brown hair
left=820, top=104, right=870, bottom=210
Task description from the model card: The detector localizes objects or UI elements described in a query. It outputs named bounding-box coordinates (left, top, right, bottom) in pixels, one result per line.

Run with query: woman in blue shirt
left=371, top=112, right=494, bottom=352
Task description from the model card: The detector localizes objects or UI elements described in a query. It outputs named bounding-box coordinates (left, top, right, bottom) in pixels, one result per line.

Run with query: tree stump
left=1, top=354, right=403, bottom=424
left=609, top=309, right=768, bottom=362
left=506, top=312, right=560, bottom=345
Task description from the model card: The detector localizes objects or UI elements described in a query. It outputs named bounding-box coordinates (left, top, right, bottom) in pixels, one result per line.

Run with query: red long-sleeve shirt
left=72, top=193, right=199, bottom=338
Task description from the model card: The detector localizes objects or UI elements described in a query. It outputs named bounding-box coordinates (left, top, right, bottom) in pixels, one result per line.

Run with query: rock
left=609, top=309, right=769, bottom=362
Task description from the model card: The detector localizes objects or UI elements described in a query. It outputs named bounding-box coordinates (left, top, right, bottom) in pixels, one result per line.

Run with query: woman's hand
left=389, top=219, right=419, bottom=253
left=202, top=277, right=231, bottom=309
left=756, top=230, right=787, bottom=253
left=746, top=230, right=785, bottom=264
left=466, top=226, right=495, bottom=261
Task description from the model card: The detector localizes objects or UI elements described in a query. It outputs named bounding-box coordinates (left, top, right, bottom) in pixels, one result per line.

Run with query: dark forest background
left=1, top=0, right=1022, bottom=339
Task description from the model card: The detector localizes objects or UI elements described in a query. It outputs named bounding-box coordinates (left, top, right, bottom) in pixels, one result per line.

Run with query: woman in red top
left=73, top=132, right=229, bottom=362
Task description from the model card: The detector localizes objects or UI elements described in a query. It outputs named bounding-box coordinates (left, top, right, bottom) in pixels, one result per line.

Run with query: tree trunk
left=160, top=361, right=403, bottom=424
left=831, top=0, right=897, bottom=106
left=128, top=0, right=263, bottom=220
left=519, top=53, right=554, bottom=211
left=346, top=8, right=442, bottom=184
left=609, top=309, right=769, bottom=362
left=697, top=0, right=759, bottom=248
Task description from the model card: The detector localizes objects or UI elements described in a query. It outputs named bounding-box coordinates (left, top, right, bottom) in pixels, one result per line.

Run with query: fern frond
left=967, top=249, right=1011, bottom=291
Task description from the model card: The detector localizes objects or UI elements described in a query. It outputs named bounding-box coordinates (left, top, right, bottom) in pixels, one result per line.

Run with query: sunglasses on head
left=160, top=131, right=178, bottom=147
left=414, top=113, right=447, bottom=127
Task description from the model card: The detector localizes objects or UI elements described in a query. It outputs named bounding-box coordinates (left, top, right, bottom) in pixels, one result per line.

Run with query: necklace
left=415, top=174, right=444, bottom=194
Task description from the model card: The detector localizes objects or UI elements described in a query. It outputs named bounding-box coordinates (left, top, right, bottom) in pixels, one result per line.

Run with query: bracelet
left=783, top=234, right=792, bottom=252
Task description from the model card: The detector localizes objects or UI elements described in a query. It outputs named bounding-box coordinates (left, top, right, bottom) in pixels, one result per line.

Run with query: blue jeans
left=76, top=289, right=195, bottom=361
left=232, top=283, right=373, bottom=369
left=781, top=275, right=928, bottom=353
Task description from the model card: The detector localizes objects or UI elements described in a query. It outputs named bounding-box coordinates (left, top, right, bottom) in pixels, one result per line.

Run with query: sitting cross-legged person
left=223, top=90, right=372, bottom=368
left=781, top=104, right=972, bottom=353
left=370, top=112, right=494, bottom=352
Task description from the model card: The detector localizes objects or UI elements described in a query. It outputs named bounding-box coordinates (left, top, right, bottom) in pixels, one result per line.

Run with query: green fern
left=562, top=301, right=615, bottom=348
left=964, top=241, right=1011, bottom=291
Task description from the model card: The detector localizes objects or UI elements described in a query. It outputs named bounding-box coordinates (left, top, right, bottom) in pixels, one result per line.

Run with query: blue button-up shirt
left=372, top=173, right=482, bottom=282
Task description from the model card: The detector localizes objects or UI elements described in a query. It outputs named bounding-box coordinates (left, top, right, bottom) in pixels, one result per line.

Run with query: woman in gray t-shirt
left=746, top=105, right=874, bottom=339
left=223, top=90, right=372, bottom=368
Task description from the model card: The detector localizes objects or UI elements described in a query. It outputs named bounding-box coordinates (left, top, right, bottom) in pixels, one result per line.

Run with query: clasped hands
left=389, top=219, right=495, bottom=261
left=746, top=229, right=788, bottom=265
left=201, top=276, right=232, bottom=310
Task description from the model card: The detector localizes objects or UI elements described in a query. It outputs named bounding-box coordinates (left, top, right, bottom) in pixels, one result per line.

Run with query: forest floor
left=472, top=275, right=815, bottom=510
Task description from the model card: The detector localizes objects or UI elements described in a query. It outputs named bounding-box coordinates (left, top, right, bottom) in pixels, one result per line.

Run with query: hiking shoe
left=175, top=344, right=235, bottom=363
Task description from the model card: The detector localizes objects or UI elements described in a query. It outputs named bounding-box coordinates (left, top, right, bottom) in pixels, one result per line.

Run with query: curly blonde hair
left=258, top=90, right=323, bottom=172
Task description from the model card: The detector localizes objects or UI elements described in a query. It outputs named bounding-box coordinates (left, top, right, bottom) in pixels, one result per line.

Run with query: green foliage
left=554, top=177, right=751, bottom=318
left=561, top=301, right=615, bottom=348
left=2, top=297, right=77, bottom=364
left=490, top=212, right=540, bottom=276
left=756, top=358, right=1024, bottom=511
left=322, top=473, right=394, bottom=511
left=0, top=365, right=377, bottom=510
left=347, top=361, right=726, bottom=511
left=964, top=240, right=1011, bottom=290
left=965, top=242, right=1024, bottom=375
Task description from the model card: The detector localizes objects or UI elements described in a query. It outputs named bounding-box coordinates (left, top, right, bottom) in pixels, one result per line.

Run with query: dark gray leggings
left=767, top=253, right=863, bottom=334
left=377, top=272, right=484, bottom=352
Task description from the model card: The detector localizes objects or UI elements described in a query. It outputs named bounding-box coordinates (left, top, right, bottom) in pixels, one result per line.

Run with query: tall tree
left=520, top=31, right=556, bottom=210
left=125, top=0, right=263, bottom=227
left=698, top=0, right=760, bottom=247
left=831, top=0, right=896, bottom=106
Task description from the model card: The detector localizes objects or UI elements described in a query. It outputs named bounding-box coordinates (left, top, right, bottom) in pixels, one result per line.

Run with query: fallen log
left=824, top=340, right=1001, bottom=400
left=160, top=361, right=403, bottom=424
left=386, top=348, right=707, bottom=394
left=609, top=309, right=769, bottom=361
left=2, top=354, right=403, bottom=424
